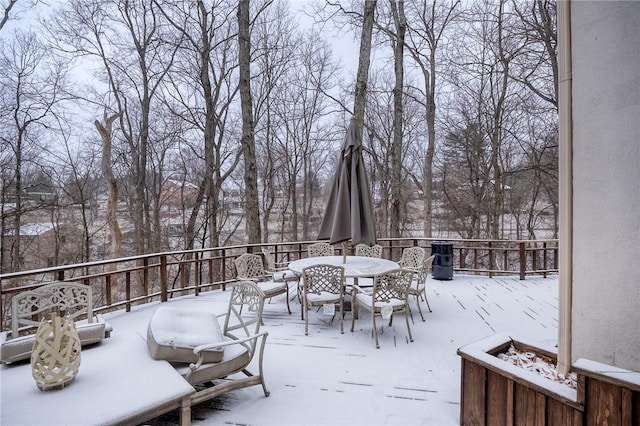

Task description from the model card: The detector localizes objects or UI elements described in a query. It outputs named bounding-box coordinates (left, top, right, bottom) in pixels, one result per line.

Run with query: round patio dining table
left=288, top=255, right=399, bottom=284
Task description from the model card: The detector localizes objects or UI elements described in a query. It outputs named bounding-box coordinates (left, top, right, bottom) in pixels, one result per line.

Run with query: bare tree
left=238, top=0, right=261, bottom=244
left=0, top=0, right=34, bottom=32
left=251, top=0, right=298, bottom=243
left=0, top=30, right=67, bottom=272
left=156, top=0, right=244, bottom=254
left=48, top=0, right=179, bottom=256
left=404, top=0, right=460, bottom=237
left=271, top=30, right=339, bottom=241
left=95, top=112, right=123, bottom=260
left=512, top=0, right=557, bottom=109
left=387, top=0, right=406, bottom=238
left=352, top=0, right=377, bottom=125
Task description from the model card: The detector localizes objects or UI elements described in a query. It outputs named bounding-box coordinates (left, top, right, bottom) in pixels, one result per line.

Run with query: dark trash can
left=431, top=242, right=453, bottom=280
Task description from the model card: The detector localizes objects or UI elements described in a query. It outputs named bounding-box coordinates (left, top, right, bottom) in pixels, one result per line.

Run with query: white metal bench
left=1, top=281, right=112, bottom=364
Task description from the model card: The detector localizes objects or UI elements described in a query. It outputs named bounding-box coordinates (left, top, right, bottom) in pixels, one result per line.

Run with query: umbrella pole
left=343, top=242, right=348, bottom=263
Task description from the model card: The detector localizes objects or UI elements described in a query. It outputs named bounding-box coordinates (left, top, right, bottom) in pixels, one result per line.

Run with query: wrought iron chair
left=234, top=253, right=291, bottom=315
left=354, top=243, right=383, bottom=258
left=397, top=246, right=426, bottom=270
left=301, top=264, right=346, bottom=335
left=261, top=248, right=298, bottom=283
left=350, top=268, right=415, bottom=348
left=262, top=247, right=300, bottom=303
left=408, top=255, right=435, bottom=321
left=307, top=242, right=334, bottom=257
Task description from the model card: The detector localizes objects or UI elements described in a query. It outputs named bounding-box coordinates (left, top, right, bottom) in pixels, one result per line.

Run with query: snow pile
left=498, top=344, right=577, bottom=389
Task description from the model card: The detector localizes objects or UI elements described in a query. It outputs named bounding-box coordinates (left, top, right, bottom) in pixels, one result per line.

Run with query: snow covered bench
left=1, top=281, right=112, bottom=364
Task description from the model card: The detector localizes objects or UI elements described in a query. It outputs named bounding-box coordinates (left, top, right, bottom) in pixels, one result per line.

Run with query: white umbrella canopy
left=318, top=117, right=376, bottom=248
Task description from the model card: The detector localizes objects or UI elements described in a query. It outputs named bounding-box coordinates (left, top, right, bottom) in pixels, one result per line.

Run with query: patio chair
left=350, top=268, right=415, bottom=348
left=234, top=253, right=291, bottom=315
left=308, top=242, right=334, bottom=257
left=301, top=264, right=346, bottom=335
left=354, top=243, right=383, bottom=258
left=408, top=255, right=435, bottom=321
left=262, top=247, right=299, bottom=300
left=397, top=246, right=425, bottom=270
left=148, top=280, right=270, bottom=409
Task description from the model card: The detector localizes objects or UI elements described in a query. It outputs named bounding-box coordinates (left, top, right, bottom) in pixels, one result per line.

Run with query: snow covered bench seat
left=1, top=281, right=112, bottom=364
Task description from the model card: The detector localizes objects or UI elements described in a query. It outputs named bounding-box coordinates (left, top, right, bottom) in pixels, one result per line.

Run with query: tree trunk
left=353, top=0, right=377, bottom=124
left=238, top=0, right=261, bottom=244
left=490, top=0, right=508, bottom=240
left=390, top=1, right=406, bottom=239
left=95, top=112, right=123, bottom=261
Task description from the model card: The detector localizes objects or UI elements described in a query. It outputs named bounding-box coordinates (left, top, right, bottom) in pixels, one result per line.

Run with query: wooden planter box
left=573, top=359, right=640, bottom=426
left=457, top=333, right=583, bottom=426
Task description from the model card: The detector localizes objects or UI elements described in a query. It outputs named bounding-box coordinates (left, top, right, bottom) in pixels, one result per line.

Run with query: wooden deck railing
left=0, top=238, right=558, bottom=333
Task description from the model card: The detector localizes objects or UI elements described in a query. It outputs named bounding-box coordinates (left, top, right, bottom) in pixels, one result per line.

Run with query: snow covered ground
left=1, top=274, right=559, bottom=425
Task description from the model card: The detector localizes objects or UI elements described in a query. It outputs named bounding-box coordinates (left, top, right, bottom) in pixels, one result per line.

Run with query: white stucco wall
left=571, top=1, right=640, bottom=371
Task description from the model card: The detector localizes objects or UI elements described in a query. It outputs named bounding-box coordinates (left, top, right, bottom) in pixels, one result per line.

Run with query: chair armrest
left=193, top=331, right=268, bottom=354
left=351, top=284, right=372, bottom=295
left=190, top=331, right=269, bottom=371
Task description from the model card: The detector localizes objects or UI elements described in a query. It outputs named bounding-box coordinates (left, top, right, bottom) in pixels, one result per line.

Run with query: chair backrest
left=372, top=269, right=414, bottom=302
left=398, top=246, right=425, bottom=269
left=308, top=242, right=334, bottom=257
left=11, top=281, right=94, bottom=338
left=416, top=255, right=436, bottom=284
left=301, top=264, right=345, bottom=296
left=223, top=280, right=265, bottom=340
left=355, top=243, right=383, bottom=258
left=234, top=253, right=266, bottom=280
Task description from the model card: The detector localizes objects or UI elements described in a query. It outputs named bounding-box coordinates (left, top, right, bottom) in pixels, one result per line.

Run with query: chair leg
left=373, top=312, right=380, bottom=349
left=423, top=290, right=432, bottom=313
left=404, top=308, right=413, bottom=343
left=339, top=301, right=344, bottom=334
left=416, top=294, right=425, bottom=321
left=304, top=299, right=309, bottom=336
left=285, top=286, right=291, bottom=314
left=350, top=292, right=358, bottom=332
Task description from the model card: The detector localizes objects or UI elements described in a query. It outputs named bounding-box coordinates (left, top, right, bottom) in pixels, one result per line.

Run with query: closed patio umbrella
left=318, top=117, right=376, bottom=253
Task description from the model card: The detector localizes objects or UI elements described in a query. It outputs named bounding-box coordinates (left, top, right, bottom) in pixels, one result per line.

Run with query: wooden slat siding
left=461, top=358, right=487, bottom=426
left=621, top=388, right=632, bottom=426
left=515, top=383, right=538, bottom=426
left=536, top=392, right=546, bottom=426
left=487, top=369, right=509, bottom=426
left=507, top=378, right=515, bottom=425
left=547, top=397, right=583, bottom=426
left=585, top=377, right=617, bottom=426
left=633, top=389, right=640, bottom=426
left=575, top=362, right=640, bottom=426
left=585, top=377, right=620, bottom=426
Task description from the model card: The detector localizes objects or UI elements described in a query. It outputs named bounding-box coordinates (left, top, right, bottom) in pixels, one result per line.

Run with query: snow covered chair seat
left=147, top=307, right=224, bottom=364
left=234, top=253, right=291, bottom=315
left=154, top=280, right=270, bottom=405
left=350, top=268, right=415, bottom=349
left=1, top=281, right=112, bottom=364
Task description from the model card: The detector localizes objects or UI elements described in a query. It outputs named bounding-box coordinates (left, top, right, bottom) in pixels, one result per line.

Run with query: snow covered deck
left=0, top=274, right=559, bottom=425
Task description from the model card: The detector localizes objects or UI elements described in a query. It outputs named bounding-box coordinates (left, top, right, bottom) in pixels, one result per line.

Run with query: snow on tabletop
left=1, top=330, right=193, bottom=426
